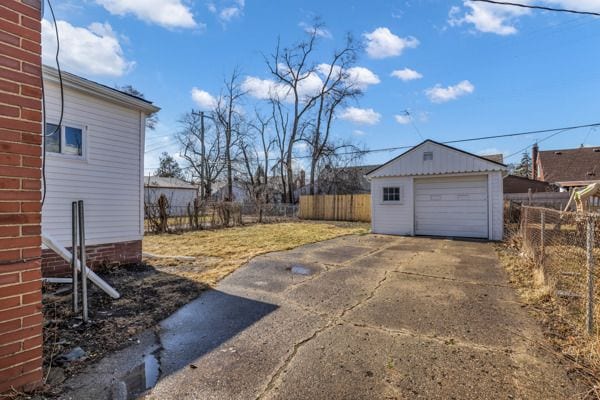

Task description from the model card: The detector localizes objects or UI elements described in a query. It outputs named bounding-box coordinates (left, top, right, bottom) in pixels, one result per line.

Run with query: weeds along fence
left=520, top=205, right=600, bottom=336
left=145, top=201, right=298, bottom=234
left=298, top=194, right=371, bottom=222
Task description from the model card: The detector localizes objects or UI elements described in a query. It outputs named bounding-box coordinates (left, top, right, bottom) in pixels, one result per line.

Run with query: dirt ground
left=39, top=264, right=205, bottom=397
left=34, top=221, right=368, bottom=398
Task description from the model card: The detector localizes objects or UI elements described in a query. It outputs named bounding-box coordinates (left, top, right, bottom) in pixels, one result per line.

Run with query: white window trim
left=46, top=122, right=88, bottom=161
left=381, top=186, right=403, bottom=205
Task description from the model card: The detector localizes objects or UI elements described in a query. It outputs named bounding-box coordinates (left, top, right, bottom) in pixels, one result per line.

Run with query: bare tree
left=270, top=98, right=290, bottom=202
left=248, top=110, right=274, bottom=203
left=317, top=142, right=367, bottom=194
left=215, top=69, right=246, bottom=202
left=266, top=25, right=325, bottom=202
left=178, top=111, right=225, bottom=200
left=306, top=35, right=361, bottom=194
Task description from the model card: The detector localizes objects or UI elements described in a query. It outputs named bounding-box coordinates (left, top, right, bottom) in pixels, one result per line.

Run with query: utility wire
left=144, top=122, right=600, bottom=170
left=470, top=0, right=600, bottom=17
left=41, top=0, right=64, bottom=205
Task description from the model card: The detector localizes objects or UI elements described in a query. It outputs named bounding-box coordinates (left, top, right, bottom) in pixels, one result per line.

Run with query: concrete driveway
left=63, top=234, right=581, bottom=399
left=141, top=234, right=580, bottom=400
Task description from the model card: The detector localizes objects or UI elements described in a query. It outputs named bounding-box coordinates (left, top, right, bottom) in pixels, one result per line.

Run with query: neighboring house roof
left=43, top=65, right=160, bottom=115
left=503, top=174, right=551, bottom=194
left=144, top=176, right=198, bottom=190
left=367, top=139, right=507, bottom=178
left=482, top=154, right=504, bottom=164
left=537, top=147, right=600, bottom=185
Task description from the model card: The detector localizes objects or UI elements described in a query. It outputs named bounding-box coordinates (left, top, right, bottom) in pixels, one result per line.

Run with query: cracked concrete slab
left=346, top=270, right=530, bottom=347
left=61, top=234, right=583, bottom=399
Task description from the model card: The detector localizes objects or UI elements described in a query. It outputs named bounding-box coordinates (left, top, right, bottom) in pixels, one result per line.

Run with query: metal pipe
left=78, top=200, right=88, bottom=322
left=71, top=201, right=79, bottom=313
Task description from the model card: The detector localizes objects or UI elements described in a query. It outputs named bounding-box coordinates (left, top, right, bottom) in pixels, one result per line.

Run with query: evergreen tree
left=155, top=152, right=184, bottom=179
left=513, top=152, right=532, bottom=178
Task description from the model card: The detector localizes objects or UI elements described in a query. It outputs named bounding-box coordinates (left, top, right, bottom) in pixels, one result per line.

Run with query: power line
left=470, top=0, right=600, bottom=17
left=145, top=122, right=600, bottom=170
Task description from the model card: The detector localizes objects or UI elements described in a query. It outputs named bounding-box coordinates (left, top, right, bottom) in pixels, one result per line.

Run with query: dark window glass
left=45, top=123, right=60, bottom=153
left=383, top=187, right=401, bottom=202
left=64, top=127, right=83, bottom=156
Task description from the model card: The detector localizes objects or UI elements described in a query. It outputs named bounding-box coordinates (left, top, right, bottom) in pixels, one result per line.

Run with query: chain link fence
left=144, top=200, right=298, bottom=234
left=520, top=205, right=598, bottom=336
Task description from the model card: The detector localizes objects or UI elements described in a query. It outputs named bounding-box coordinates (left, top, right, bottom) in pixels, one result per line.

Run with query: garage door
left=414, top=176, right=488, bottom=238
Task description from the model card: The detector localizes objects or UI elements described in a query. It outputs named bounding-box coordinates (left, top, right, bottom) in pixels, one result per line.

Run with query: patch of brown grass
left=143, top=221, right=370, bottom=285
left=496, top=239, right=600, bottom=398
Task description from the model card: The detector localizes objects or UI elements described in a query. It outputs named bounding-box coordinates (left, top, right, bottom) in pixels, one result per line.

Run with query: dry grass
left=496, top=238, right=600, bottom=398
left=143, top=221, right=370, bottom=285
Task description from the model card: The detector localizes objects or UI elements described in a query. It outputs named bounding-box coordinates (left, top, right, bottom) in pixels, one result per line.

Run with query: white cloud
left=191, top=88, right=217, bottom=109
left=299, top=22, right=332, bottom=39
left=42, top=19, right=134, bottom=77
left=391, top=68, right=423, bottom=81
left=448, top=1, right=530, bottom=36
left=545, top=1, right=600, bottom=13
left=317, top=64, right=380, bottom=90
left=425, top=80, right=475, bottom=103
left=242, top=76, right=289, bottom=101
left=450, top=1, right=600, bottom=36
left=96, top=0, right=197, bottom=29
left=352, top=129, right=366, bottom=136
left=208, top=0, right=245, bottom=23
left=242, top=69, right=324, bottom=102
left=394, top=114, right=411, bottom=124
left=363, top=27, right=419, bottom=59
left=339, top=107, right=381, bottom=125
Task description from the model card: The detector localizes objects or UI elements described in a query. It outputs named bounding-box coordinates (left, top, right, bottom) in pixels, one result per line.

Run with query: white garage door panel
left=415, top=176, right=488, bottom=238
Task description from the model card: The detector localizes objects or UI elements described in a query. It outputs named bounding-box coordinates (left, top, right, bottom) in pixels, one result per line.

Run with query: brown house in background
left=503, top=175, right=551, bottom=194
left=532, top=144, right=600, bottom=189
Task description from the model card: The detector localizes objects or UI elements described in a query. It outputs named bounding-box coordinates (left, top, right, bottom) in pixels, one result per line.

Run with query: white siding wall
left=145, top=187, right=198, bottom=212
left=489, top=171, right=504, bottom=240
left=42, top=80, right=144, bottom=247
left=369, top=141, right=504, bottom=178
left=370, top=177, right=414, bottom=235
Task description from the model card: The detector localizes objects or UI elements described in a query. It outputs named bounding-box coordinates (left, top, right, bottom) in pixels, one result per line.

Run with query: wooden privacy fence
left=299, top=194, right=371, bottom=222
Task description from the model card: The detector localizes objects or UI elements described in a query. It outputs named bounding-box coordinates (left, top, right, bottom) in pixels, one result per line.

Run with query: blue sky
left=42, top=0, right=600, bottom=172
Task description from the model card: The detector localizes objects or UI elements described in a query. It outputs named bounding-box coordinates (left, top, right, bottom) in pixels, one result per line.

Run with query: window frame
left=423, top=151, right=433, bottom=161
left=382, top=186, right=402, bottom=204
left=45, top=122, right=87, bottom=160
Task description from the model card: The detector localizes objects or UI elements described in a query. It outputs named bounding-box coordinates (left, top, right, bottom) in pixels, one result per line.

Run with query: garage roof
left=366, top=140, right=507, bottom=178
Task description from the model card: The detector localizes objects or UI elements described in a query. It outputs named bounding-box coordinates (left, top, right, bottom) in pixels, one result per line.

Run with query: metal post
left=540, top=210, right=545, bottom=267
left=71, top=202, right=79, bottom=313
left=78, top=200, right=88, bottom=323
left=587, top=217, right=595, bottom=335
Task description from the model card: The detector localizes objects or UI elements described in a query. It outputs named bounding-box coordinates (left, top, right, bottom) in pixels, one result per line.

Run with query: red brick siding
left=0, top=0, right=43, bottom=393
left=42, top=240, right=143, bottom=277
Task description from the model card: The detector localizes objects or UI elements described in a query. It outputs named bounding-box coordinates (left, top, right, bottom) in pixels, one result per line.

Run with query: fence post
left=587, top=216, right=595, bottom=335
left=522, top=207, right=528, bottom=245
left=540, top=210, right=545, bottom=267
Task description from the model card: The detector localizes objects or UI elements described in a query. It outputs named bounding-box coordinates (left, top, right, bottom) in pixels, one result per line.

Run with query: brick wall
left=0, top=0, right=43, bottom=393
left=42, top=240, right=142, bottom=276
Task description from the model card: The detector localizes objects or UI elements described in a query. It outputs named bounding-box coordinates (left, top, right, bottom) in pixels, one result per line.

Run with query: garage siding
left=370, top=177, right=413, bottom=235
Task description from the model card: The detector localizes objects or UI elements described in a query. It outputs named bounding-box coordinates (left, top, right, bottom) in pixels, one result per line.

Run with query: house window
left=45, top=123, right=84, bottom=157
left=423, top=151, right=433, bottom=161
left=383, top=187, right=401, bottom=202
left=45, top=123, right=60, bottom=153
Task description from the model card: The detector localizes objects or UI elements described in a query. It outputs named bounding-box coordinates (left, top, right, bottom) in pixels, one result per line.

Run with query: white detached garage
left=366, top=140, right=507, bottom=241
